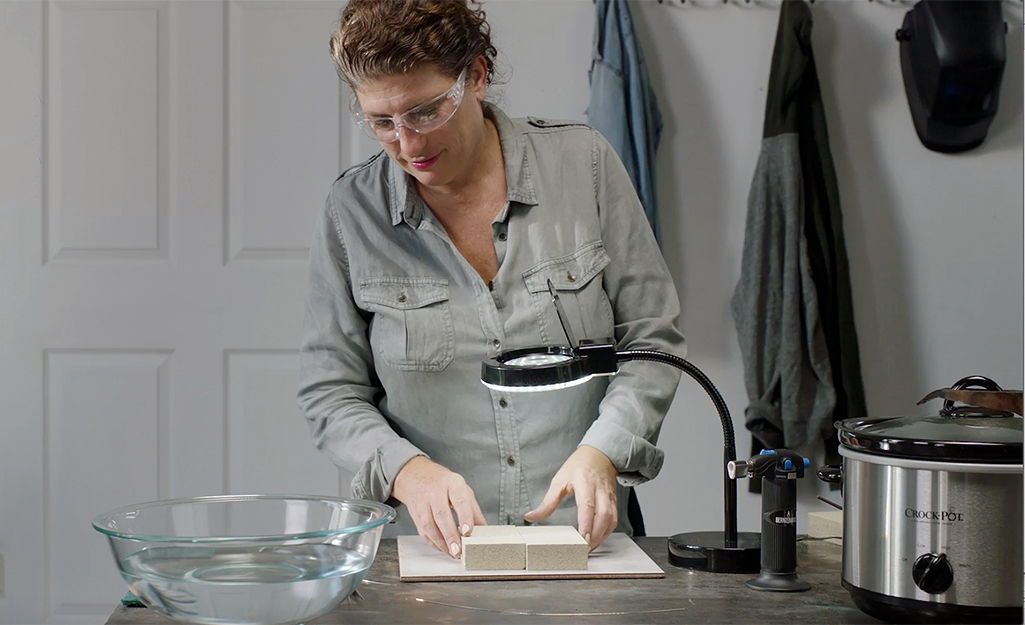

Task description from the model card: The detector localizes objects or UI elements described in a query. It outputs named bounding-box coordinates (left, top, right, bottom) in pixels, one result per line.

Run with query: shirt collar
left=488, top=102, right=538, bottom=207
left=387, top=102, right=538, bottom=228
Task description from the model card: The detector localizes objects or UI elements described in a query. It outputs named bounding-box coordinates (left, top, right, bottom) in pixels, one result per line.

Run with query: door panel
left=46, top=1, right=170, bottom=263
left=227, top=2, right=350, bottom=262
left=46, top=350, right=171, bottom=618
left=225, top=350, right=342, bottom=496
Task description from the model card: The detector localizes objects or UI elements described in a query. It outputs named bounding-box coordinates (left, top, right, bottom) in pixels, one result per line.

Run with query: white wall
left=486, top=0, right=1024, bottom=536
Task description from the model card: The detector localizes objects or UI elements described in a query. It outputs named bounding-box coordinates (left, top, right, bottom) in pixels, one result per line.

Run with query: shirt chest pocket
left=522, top=242, right=615, bottom=344
left=359, top=277, right=454, bottom=372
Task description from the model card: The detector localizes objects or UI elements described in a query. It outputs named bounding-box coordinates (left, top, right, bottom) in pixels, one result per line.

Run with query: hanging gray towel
left=588, top=0, right=663, bottom=247
left=731, top=0, right=867, bottom=478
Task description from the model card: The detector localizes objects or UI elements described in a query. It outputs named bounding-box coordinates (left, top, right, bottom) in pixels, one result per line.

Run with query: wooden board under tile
left=398, top=533, right=665, bottom=581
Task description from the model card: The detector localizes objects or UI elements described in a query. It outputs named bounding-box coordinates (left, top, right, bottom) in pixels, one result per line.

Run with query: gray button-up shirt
left=297, top=104, right=685, bottom=535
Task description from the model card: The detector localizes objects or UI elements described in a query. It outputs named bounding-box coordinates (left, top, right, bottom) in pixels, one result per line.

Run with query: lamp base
left=667, top=531, right=761, bottom=574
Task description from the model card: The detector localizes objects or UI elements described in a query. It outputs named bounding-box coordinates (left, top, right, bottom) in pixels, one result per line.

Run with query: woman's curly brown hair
left=330, top=0, right=498, bottom=89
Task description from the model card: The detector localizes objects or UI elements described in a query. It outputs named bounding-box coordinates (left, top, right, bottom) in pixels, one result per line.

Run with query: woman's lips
left=410, top=154, right=439, bottom=170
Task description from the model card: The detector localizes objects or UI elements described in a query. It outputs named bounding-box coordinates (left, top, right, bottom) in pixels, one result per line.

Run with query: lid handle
left=948, top=375, right=1003, bottom=392
left=943, top=376, right=1003, bottom=416
left=917, top=375, right=1019, bottom=418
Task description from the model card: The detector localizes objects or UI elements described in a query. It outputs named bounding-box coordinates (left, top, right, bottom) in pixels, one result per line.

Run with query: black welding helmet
left=896, top=0, right=1006, bottom=153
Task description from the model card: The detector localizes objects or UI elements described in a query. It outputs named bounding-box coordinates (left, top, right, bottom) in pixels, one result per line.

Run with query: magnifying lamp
left=480, top=280, right=761, bottom=574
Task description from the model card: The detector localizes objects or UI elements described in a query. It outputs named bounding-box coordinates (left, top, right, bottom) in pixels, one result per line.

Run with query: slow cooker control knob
left=912, top=553, right=954, bottom=594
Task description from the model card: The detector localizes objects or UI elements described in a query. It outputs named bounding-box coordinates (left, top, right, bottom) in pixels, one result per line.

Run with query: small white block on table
left=461, top=525, right=525, bottom=570
left=807, top=510, right=843, bottom=546
left=461, top=525, right=588, bottom=571
left=520, top=525, right=588, bottom=571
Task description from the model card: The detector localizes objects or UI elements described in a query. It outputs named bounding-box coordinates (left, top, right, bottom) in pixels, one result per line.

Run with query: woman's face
left=354, top=58, right=488, bottom=189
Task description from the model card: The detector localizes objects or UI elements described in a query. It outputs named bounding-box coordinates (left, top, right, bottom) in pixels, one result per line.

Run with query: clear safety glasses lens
left=353, top=68, right=467, bottom=143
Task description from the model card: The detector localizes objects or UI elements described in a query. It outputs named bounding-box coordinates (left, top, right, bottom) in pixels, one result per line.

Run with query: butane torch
left=728, top=449, right=812, bottom=592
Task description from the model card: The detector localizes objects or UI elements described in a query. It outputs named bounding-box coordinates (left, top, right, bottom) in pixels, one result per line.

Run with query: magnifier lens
left=504, top=353, right=573, bottom=367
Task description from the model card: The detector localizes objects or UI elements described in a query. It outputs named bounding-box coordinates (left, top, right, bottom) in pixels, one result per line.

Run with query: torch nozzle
left=727, top=459, right=750, bottom=479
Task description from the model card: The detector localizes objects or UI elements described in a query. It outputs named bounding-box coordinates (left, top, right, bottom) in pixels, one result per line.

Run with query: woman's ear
left=471, top=55, right=488, bottom=102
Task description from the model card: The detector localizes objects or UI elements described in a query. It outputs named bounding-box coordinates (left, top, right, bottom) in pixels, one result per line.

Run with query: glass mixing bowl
left=93, top=494, right=395, bottom=625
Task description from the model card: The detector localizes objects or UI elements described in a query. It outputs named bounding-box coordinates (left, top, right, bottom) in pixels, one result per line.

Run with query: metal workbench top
left=106, top=537, right=881, bottom=624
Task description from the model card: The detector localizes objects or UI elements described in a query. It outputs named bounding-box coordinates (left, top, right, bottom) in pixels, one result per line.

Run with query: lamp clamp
left=575, top=338, right=617, bottom=376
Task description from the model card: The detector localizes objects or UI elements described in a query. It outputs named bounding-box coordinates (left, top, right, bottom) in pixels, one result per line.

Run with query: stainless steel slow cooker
left=819, top=376, right=1023, bottom=624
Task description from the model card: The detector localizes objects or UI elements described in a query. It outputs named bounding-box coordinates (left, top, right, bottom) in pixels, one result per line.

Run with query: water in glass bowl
left=120, top=543, right=370, bottom=625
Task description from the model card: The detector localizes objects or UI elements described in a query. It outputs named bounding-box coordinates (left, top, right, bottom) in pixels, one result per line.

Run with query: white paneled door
left=0, top=1, right=378, bottom=622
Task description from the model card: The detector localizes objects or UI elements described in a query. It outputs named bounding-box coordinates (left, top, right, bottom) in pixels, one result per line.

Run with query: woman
left=297, top=0, right=685, bottom=559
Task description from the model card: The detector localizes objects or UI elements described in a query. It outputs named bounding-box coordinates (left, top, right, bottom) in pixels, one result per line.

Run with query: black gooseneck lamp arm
left=557, top=279, right=738, bottom=546
left=480, top=280, right=761, bottom=573
left=613, top=349, right=738, bottom=547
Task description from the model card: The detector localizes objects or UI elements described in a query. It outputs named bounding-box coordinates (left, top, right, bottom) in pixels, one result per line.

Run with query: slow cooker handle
left=941, top=375, right=1004, bottom=416
left=816, top=465, right=843, bottom=497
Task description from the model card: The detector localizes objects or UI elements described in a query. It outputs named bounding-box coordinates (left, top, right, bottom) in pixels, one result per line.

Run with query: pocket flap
left=359, top=277, right=449, bottom=310
left=523, top=242, right=611, bottom=294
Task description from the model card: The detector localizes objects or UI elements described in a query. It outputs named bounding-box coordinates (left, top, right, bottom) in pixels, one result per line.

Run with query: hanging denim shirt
left=297, top=104, right=685, bottom=538
left=588, top=0, right=664, bottom=247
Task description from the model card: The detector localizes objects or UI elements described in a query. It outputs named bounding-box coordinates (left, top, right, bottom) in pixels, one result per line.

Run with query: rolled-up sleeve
left=578, top=131, right=686, bottom=487
left=296, top=195, right=425, bottom=502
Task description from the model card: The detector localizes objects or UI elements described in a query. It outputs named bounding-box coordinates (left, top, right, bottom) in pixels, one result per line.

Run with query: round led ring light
left=481, top=345, right=594, bottom=392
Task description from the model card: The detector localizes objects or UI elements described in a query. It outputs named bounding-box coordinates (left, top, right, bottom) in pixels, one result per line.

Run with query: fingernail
left=449, top=542, right=460, bottom=558
left=461, top=524, right=470, bottom=536
left=584, top=533, right=591, bottom=545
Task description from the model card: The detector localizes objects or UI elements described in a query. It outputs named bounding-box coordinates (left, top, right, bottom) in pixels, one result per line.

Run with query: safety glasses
left=352, top=67, right=467, bottom=143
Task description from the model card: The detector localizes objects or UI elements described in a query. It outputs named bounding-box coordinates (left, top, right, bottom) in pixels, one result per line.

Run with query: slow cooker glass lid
left=838, top=414, right=1023, bottom=463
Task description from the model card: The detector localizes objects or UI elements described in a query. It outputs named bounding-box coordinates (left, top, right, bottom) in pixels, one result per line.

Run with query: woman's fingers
left=449, top=484, right=478, bottom=538
left=393, top=457, right=485, bottom=558
left=523, top=481, right=570, bottom=524
left=431, top=500, right=463, bottom=557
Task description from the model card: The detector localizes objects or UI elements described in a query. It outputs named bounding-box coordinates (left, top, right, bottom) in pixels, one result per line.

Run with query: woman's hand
left=523, top=445, right=618, bottom=551
left=391, top=456, right=487, bottom=558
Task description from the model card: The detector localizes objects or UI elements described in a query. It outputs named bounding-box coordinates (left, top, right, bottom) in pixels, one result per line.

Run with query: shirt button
left=506, top=456, right=516, bottom=466
left=499, top=398, right=508, bottom=408
left=397, top=293, right=407, bottom=303
left=493, top=338, right=501, bottom=349
left=498, top=232, right=507, bottom=242
left=566, top=272, right=575, bottom=282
